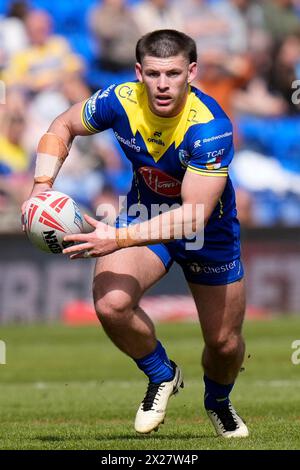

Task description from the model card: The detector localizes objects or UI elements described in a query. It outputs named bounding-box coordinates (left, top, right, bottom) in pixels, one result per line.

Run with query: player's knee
left=207, top=333, right=242, bottom=358
left=94, top=291, right=134, bottom=324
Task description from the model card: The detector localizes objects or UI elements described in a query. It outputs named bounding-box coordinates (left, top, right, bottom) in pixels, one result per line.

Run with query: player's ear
left=135, top=62, right=143, bottom=82
left=187, top=62, right=198, bottom=84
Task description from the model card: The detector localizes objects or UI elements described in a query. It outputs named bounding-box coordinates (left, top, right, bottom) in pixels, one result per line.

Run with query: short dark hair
left=136, top=29, right=197, bottom=64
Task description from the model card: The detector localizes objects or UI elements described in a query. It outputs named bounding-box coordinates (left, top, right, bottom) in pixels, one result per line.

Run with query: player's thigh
left=188, top=278, right=246, bottom=345
left=93, top=246, right=167, bottom=310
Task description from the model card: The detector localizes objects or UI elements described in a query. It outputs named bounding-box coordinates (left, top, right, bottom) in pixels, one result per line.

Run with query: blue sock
left=204, top=375, right=234, bottom=410
left=134, top=341, right=174, bottom=384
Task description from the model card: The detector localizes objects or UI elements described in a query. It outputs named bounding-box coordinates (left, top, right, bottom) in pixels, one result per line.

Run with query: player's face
left=136, top=54, right=197, bottom=117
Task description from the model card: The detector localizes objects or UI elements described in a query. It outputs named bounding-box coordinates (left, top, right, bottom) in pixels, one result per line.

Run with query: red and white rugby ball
left=24, top=190, right=83, bottom=254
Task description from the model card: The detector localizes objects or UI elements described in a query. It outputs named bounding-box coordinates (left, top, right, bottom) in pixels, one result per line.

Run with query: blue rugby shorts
left=116, top=215, right=244, bottom=286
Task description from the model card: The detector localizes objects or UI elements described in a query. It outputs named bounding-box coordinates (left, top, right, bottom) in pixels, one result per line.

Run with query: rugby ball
left=24, top=190, right=83, bottom=254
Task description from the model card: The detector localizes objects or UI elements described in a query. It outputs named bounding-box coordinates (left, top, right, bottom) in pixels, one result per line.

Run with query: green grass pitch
left=0, top=318, right=300, bottom=450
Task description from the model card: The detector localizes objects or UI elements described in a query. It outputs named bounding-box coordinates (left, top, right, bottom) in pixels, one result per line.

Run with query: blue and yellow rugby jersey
left=81, top=82, right=240, bottom=263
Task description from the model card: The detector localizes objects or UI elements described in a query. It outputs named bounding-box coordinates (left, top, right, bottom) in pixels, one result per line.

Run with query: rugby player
left=24, top=30, right=248, bottom=438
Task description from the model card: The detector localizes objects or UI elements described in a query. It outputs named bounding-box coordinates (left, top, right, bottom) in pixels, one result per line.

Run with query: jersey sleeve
left=81, top=84, right=117, bottom=133
left=187, top=117, right=234, bottom=177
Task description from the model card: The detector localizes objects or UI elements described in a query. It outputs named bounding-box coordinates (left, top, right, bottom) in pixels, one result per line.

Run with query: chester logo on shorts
left=188, top=260, right=238, bottom=274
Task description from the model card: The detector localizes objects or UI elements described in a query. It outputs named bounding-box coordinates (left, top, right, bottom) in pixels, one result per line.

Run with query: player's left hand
left=62, top=214, right=119, bottom=259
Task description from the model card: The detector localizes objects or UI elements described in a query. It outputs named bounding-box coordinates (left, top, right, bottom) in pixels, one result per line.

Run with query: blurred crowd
left=0, top=0, right=300, bottom=232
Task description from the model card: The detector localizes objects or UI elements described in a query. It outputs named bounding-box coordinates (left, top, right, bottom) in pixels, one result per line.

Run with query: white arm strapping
left=34, top=133, right=69, bottom=186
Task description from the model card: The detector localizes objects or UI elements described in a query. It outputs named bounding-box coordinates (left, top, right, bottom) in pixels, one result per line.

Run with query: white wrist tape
left=34, top=133, right=69, bottom=186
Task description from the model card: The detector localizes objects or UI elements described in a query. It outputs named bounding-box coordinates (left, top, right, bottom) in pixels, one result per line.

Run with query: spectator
left=0, top=111, right=28, bottom=175
left=177, top=0, right=231, bottom=54
left=268, top=34, right=300, bottom=114
left=212, top=0, right=265, bottom=54
left=232, top=78, right=288, bottom=117
left=89, top=0, right=141, bottom=73
left=0, top=107, right=32, bottom=230
left=261, top=0, right=300, bottom=42
left=0, top=1, right=29, bottom=70
left=133, top=0, right=184, bottom=34
left=292, top=0, right=300, bottom=17
left=195, top=48, right=253, bottom=119
left=3, top=10, right=83, bottom=94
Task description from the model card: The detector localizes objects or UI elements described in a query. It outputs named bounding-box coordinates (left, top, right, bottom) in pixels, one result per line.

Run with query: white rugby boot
left=134, top=361, right=184, bottom=434
left=206, top=401, right=249, bottom=438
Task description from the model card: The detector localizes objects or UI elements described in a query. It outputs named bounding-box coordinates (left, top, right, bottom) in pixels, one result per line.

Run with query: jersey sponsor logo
left=86, top=90, right=100, bottom=117
left=118, top=85, right=137, bottom=104
left=188, top=260, right=238, bottom=274
left=154, top=131, right=162, bottom=138
left=206, top=157, right=221, bottom=170
left=138, top=166, right=182, bottom=197
left=178, top=149, right=190, bottom=168
left=207, top=149, right=225, bottom=160
left=202, top=131, right=232, bottom=144
left=188, top=108, right=200, bottom=123
left=99, top=84, right=115, bottom=99
left=147, top=136, right=165, bottom=147
left=194, top=140, right=201, bottom=148
left=114, top=131, right=141, bottom=152
left=205, top=149, right=225, bottom=170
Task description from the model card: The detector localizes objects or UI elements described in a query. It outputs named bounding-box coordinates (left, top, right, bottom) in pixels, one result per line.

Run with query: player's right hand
left=21, top=183, right=52, bottom=232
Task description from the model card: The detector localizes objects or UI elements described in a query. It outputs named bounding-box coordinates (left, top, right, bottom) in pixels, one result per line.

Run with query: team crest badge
left=178, top=149, right=190, bottom=168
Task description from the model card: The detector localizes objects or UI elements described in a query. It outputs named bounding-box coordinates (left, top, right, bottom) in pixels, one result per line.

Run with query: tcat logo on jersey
left=138, top=166, right=182, bottom=197
left=178, top=149, right=190, bottom=168
left=194, top=140, right=201, bottom=148
left=207, top=149, right=225, bottom=159
left=206, top=157, right=221, bottom=170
